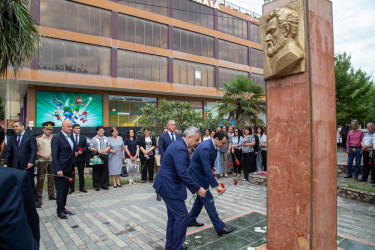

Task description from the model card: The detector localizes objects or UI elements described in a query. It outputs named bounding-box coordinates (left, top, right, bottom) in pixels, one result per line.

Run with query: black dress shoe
left=49, top=195, right=56, bottom=200
left=358, top=179, right=367, bottom=182
left=344, top=175, right=353, bottom=178
left=117, top=184, right=122, bottom=188
left=187, top=221, right=204, bottom=227
left=57, top=212, right=68, bottom=219
left=63, top=210, right=75, bottom=215
left=102, top=187, right=109, bottom=190
left=68, top=189, right=74, bottom=194
left=156, top=194, right=162, bottom=201
left=35, top=200, right=42, bottom=208
left=80, top=188, right=88, bottom=193
left=217, top=226, right=236, bottom=236
left=95, top=188, right=100, bottom=191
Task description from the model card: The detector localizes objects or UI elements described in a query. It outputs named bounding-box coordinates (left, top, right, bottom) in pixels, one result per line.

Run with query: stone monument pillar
left=260, top=0, right=336, bottom=248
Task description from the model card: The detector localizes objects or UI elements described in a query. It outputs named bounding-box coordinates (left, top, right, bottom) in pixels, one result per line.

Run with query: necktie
left=171, top=133, right=175, bottom=142
left=17, top=135, right=20, bottom=147
left=75, top=134, right=79, bottom=145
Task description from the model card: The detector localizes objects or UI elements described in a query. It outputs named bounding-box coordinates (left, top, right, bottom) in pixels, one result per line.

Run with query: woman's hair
left=109, top=127, right=117, bottom=136
left=127, top=129, right=136, bottom=139
left=234, top=128, right=243, bottom=139
left=256, top=126, right=264, bottom=136
left=244, top=126, right=252, bottom=135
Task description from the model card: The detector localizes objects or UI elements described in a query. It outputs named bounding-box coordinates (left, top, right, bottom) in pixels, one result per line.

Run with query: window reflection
left=218, top=11, right=247, bottom=40
left=173, top=28, right=214, bottom=58
left=218, top=40, right=248, bottom=65
left=173, top=59, right=214, bottom=87
left=173, top=0, right=213, bottom=29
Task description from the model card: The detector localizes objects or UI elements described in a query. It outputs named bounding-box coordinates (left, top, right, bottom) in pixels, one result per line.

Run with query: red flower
left=369, top=162, right=372, bottom=165
left=217, top=189, right=222, bottom=193
left=129, top=154, right=132, bottom=156
left=227, top=162, right=232, bottom=167
left=234, top=180, right=238, bottom=185
left=107, top=149, right=111, bottom=153
left=78, top=147, right=83, bottom=151
left=122, top=148, right=124, bottom=151
left=347, top=151, right=351, bottom=155
left=148, top=152, right=150, bottom=155
left=235, top=159, right=240, bottom=165
left=68, top=178, right=73, bottom=182
left=243, top=142, right=246, bottom=145
left=220, top=183, right=225, bottom=188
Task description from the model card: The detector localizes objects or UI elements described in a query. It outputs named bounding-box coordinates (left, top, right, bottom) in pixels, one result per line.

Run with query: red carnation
left=129, top=154, right=132, bottom=156
left=107, top=149, right=111, bottom=153
left=227, top=162, right=232, bottom=167
left=68, top=178, right=73, bottom=182
left=235, top=159, right=240, bottom=165
left=78, top=147, right=83, bottom=151
left=220, top=183, right=225, bottom=188
left=217, top=189, right=222, bottom=194
left=369, top=162, right=372, bottom=165
left=234, top=180, right=238, bottom=185
left=347, top=151, right=351, bottom=155
left=122, top=148, right=124, bottom=151
left=243, top=142, right=246, bottom=145
left=148, top=152, right=150, bottom=155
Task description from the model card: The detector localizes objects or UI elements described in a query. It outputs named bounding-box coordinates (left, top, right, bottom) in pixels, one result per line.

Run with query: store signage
left=192, top=0, right=220, bottom=10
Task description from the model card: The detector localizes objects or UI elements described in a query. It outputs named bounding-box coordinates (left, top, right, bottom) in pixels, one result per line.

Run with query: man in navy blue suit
left=0, top=125, right=40, bottom=249
left=3, top=120, right=39, bottom=207
left=51, top=120, right=77, bottom=219
left=157, top=120, right=182, bottom=201
left=153, top=126, right=206, bottom=250
left=187, top=130, right=236, bottom=236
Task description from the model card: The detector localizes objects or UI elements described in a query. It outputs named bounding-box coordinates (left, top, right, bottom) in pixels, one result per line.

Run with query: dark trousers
left=141, top=156, right=155, bottom=181
left=162, top=196, right=188, bottom=250
left=347, top=146, right=362, bottom=177
left=232, top=149, right=242, bottom=174
left=361, top=151, right=371, bottom=181
left=92, top=160, right=109, bottom=189
left=69, top=161, right=85, bottom=190
left=25, top=167, right=38, bottom=202
left=243, top=152, right=255, bottom=180
left=372, top=155, right=375, bottom=182
left=54, top=176, right=70, bottom=213
left=261, top=150, right=267, bottom=171
left=36, top=161, right=54, bottom=200
left=187, top=191, right=226, bottom=232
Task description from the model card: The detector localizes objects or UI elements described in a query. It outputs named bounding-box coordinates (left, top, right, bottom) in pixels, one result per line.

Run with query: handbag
left=121, top=165, right=128, bottom=177
left=128, top=163, right=139, bottom=174
left=87, top=152, right=104, bottom=167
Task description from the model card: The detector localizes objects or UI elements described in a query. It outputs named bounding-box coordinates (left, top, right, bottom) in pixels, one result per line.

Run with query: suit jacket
left=0, top=167, right=39, bottom=249
left=4, top=131, right=37, bottom=170
left=189, top=139, right=219, bottom=190
left=70, top=133, right=89, bottom=163
left=158, top=131, right=182, bottom=158
left=138, top=135, right=156, bottom=161
left=51, top=132, right=77, bottom=174
left=153, top=138, right=200, bottom=200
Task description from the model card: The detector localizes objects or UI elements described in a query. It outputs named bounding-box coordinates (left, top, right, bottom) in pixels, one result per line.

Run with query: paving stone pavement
left=38, top=177, right=375, bottom=249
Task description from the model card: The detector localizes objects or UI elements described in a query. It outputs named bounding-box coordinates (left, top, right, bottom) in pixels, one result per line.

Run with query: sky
left=235, top=0, right=375, bottom=81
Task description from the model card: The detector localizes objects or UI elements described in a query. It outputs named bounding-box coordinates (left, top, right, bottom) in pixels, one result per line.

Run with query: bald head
left=62, top=120, right=72, bottom=134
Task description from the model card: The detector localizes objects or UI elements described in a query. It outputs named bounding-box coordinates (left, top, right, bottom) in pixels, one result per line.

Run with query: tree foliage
left=138, top=99, right=222, bottom=136
left=0, top=0, right=40, bottom=77
left=216, top=75, right=266, bottom=129
left=335, top=52, right=375, bottom=126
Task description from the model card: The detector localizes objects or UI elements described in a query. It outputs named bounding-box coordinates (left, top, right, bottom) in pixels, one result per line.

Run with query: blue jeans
left=347, top=146, right=362, bottom=177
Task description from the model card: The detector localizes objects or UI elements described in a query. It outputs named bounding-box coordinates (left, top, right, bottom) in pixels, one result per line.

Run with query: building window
left=251, top=48, right=263, bottom=69
left=40, top=0, right=111, bottom=38
left=218, top=11, right=247, bottom=40
left=117, top=50, right=168, bottom=82
left=173, top=0, right=214, bottom=29
left=250, top=22, right=261, bottom=43
left=173, top=59, right=214, bottom=87
left=173, top=28, right=214, bottom=58
left=109, top=95, right=157, bottom=126
left=38, top=37, right=111, bottom=75
left=251, top=73, right=265, bottom=88
left=218, top=67, right=248, bottom=89
left=118, top=0, right=168, bottom=17
left=218, top=40, right=248, bottom=65
left=118, top=14, right=168, bottom=49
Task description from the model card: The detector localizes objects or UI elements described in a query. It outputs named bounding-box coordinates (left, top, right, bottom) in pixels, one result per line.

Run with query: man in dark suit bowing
left=51, top=120, right=77, bottom=219
left=0, top=126, right=40, bottom=249
left=3, top=120, right=38, bottom=207
left=69, top=123, right=89, bottom=193
left=156, top=120, right=182, bottom=201
left=153, top=126, right=206, bottom=250
left=187, top=130, right=236, bottom=236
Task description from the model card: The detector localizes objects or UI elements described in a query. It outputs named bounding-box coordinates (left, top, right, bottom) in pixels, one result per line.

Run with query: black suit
left=69, top=133, right=88, bottom=190
left=4, top=131, right=38, bottom=202
left=0, top=167, right=39, bottom=249
left=51, top=132, right=77, bottom=214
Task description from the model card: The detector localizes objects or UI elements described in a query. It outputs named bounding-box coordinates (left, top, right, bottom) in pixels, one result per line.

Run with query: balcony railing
left=216, top=0, right=262, bottom=19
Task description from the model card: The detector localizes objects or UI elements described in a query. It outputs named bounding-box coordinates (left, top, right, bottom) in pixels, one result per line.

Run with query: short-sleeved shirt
left=362, top=131, right=374, bottom=151
left=37, top=134, right=53, bottom=162
left=260, top=134, right=267, bottom=151
left=242, top=135, right=255, bottom=153
left=90, top=135, right=110, bottom=153
left=231, top=136, right=243, bottom=150
left=124, top=138, right=139, bottom=158
left=220, top=134, right=232, bottom=152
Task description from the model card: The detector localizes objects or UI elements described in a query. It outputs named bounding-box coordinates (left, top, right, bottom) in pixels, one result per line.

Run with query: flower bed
left=337, top=185, right=375, bottom=204
left=249, top=173, right=267, bottom=186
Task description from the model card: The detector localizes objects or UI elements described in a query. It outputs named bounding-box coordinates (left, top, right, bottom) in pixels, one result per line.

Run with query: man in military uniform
left=35, top=121, right=56, bottom=207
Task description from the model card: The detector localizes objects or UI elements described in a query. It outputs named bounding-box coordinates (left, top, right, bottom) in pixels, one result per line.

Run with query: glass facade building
left=5, top=0, right=264, bottom=127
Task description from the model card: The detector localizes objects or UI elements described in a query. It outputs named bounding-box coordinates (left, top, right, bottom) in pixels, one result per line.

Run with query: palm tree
left=216, top=75, right=266, bottom=129
left=0, top=0, right=40, bottom=77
